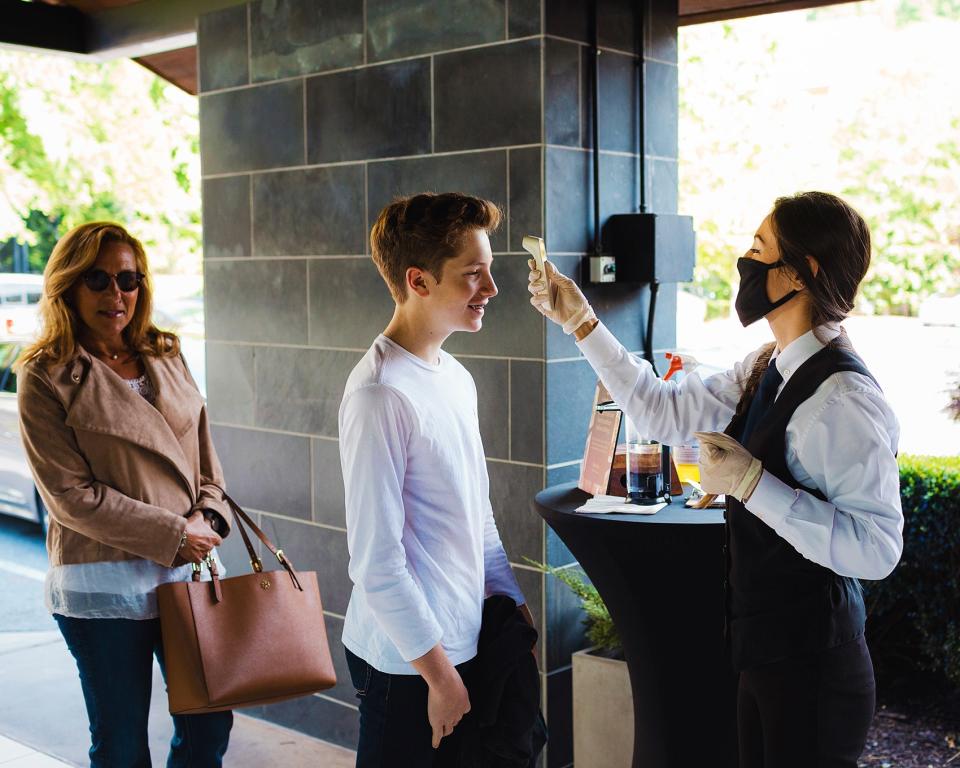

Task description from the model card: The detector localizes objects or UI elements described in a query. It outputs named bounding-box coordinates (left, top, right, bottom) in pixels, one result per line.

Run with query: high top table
left=534, top=483, right=737, bottom=768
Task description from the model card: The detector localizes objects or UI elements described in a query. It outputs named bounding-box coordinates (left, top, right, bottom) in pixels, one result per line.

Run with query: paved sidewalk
left=0, top=632, right=355, bottom=768
left=0, top=734, right=70, bottom=767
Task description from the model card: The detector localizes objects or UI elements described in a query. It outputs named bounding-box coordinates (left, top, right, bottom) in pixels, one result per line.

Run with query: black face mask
left=734, top=257, right=800, bottom=327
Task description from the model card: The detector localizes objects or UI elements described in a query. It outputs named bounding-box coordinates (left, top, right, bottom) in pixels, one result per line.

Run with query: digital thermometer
left=522, top=235, right=551, bottom=311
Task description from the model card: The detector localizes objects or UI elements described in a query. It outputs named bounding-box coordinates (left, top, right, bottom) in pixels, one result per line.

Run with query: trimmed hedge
left=864, top=455, right=960, bottom=686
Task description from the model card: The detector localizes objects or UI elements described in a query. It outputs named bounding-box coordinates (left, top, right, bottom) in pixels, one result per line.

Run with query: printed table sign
left=578, top=381, right=622, bottom=496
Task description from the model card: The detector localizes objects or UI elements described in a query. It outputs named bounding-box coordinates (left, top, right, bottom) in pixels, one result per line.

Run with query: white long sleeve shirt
left=339, top=335, right=525, bottom=674
left=578, top=321, right=903, bottom=581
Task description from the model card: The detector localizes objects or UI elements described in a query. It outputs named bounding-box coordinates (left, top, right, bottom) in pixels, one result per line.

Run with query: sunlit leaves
left=0, top=50, right=200, bottom=274
left=679, top=0, right=960, bottom=317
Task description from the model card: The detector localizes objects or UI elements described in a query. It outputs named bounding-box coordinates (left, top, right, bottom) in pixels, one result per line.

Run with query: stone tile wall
left=198, top=2, right=679, bottom=764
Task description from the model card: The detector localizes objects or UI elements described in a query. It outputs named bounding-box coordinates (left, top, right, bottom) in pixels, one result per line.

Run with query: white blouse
left=45, top=373, right=222, bottom=621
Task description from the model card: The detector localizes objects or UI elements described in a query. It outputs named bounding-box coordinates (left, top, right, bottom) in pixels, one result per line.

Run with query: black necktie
left=739, top=358, right=784, bottom=444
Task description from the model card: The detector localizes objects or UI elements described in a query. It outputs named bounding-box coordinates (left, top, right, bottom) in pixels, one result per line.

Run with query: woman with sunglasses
left=528, top=192, right=903, bottom=767
left=16, top=222, right=234, bottom=767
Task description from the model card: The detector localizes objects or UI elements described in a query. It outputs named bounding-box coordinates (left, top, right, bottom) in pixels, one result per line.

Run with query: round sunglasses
left=81, top=269, right=145, bottom=293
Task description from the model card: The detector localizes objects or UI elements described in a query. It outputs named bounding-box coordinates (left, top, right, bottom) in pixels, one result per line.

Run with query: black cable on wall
left=636, top=0, right=659, bottom=374
left=637, top=0, right=648, bottom=215
left=590, top=0, right=602, bottom=259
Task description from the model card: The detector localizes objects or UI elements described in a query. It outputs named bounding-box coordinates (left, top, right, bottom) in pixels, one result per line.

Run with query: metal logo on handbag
left=157, top=492, right=337, bottom=714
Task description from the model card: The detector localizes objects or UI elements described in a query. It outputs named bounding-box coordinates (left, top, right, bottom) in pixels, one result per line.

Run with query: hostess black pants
left=737, top=636, right=876, bottom=768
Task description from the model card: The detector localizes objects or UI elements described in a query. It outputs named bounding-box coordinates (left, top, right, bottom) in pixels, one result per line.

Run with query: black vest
left=725, top=344, right=877, bottom=671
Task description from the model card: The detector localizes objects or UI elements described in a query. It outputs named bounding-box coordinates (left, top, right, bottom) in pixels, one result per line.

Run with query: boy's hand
left=427, top=670, right=471, bottom=748
left=528, top=260, right=597, bottom=335
left=411, top=644, right=471, bottom=748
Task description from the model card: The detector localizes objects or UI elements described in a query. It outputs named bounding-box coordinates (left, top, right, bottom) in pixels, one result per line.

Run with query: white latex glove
left=694, top=431, right=764, bottom=502
left=528, top=259, right=597, bottom=335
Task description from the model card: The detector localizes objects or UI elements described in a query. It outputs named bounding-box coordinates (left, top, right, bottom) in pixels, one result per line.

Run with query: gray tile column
left=197, top=1, right=679, bottom=765
left=542, top=1, right=680, bottom=766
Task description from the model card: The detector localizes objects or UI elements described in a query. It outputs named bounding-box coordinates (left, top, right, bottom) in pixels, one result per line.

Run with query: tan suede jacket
left=17, top=347, right=232, bottom=568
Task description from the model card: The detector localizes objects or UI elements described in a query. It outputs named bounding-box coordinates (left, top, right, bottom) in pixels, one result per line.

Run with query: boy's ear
left=406, top=266, right=431, bottom=298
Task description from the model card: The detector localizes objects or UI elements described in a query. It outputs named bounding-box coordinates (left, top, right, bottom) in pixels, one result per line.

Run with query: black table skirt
left=534, top=483, right=737, bottom=768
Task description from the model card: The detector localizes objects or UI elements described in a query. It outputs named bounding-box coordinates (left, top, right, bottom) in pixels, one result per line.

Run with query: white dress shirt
left=577, top=321, right=903, bottom=581
left=339, top=335, right=525, bottom=675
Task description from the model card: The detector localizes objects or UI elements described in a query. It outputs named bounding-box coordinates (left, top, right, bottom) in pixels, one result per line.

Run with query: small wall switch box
left=589, top=256, right=616, bottom=283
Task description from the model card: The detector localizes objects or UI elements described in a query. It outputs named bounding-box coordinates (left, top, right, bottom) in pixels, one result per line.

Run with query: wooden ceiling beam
left=135, top=46, right=197, bottom=95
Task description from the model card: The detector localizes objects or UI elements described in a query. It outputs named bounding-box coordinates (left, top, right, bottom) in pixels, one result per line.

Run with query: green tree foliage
left=838, top=120, right=960, bottom=315
left=935, top=0, right=960, bottom=18
left=0, top=72, right=54, bottom=183
left=680, top=0, right=960, bottom=317
left=0, top=51, right=200, bottom=274
left=687, top=220, right=736, bottom=320
left=899, top=0, right=960, bottom=20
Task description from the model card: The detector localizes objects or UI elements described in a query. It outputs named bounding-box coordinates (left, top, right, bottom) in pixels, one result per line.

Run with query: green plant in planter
left=524, top=558, right=621, bottom=654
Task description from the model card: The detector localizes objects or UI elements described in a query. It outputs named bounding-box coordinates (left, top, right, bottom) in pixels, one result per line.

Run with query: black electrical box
left=605, top=213, right=696, bottom=284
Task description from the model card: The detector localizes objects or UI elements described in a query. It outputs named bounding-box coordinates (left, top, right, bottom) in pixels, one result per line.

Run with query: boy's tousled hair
left=370, top=192, right=501, bottom=303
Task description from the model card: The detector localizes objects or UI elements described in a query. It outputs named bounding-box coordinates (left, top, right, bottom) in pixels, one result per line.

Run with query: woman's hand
left=695, top=432, right=764, bottom=502
left=528, top=260, right=597, bottom=335
left=178, top=509, right=223, bottom=564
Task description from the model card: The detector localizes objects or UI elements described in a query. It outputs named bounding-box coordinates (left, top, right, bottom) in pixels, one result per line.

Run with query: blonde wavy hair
left=16, top=222, right=180, bottom=370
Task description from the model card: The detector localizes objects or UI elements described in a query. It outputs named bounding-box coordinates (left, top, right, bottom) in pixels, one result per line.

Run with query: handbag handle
left=207, top=491, right=304, bottom=593
left=191, top=555, right=224, bottom=602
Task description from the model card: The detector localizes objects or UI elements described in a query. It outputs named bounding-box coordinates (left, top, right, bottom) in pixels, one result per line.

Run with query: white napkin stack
left=575, top=495, right=668, bottom=515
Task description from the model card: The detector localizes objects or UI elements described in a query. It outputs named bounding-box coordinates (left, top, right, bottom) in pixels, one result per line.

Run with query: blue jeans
left=345, top=647, right=474, bottom=768
left=54, top=614, right=233, bottom=768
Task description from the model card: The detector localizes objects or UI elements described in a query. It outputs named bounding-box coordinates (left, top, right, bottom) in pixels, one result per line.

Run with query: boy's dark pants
left=345, top=646, right=475, bottom=768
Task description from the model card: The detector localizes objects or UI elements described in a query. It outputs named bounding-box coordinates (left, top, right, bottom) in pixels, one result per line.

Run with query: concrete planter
left=572, top=647, right=634, bottom=768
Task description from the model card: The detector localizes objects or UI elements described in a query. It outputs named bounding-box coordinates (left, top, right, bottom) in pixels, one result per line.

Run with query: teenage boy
left=339, top=192, right=531, bottom=767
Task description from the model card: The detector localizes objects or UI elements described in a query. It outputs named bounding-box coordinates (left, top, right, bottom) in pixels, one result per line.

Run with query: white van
left=0, top=274, right=43, bottom=341
left=0, top=273, right=43, bottom=306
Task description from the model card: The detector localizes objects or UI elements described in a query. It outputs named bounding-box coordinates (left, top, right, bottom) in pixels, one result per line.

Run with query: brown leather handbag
left=158, top=493, right=337, bottom=714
